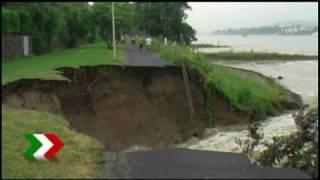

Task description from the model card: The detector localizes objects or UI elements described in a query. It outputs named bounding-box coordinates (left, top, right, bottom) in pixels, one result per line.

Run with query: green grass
left=2, top=42, right=125, bottom=178
left=203, top=51, right=317, bottom=60
left=2, top=42, right=125, bottom=85
left=2, top=105, right=104, bottom=179
left=151, top=38, right=297, bottom=121
left=206, top=64, right=293, bottom=120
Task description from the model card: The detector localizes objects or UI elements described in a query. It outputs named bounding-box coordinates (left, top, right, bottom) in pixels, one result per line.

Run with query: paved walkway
left=125, top=43, right=174, bottom=67
left=103, top=148, right=311, bottom=179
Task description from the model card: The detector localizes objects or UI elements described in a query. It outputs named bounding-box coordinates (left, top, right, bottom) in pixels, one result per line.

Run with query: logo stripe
left=23, top=134, right=42, bottom=160
left=33, top=134, right=53, bottom=160
left=44, top=133, right=64, bottom=160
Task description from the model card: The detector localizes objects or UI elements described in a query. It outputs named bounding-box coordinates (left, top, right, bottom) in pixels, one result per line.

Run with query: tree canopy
left=2, top=2, right=197, bottom=54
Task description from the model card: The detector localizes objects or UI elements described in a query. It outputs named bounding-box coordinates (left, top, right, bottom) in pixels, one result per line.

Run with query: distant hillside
left=270, top=21, right=317, bottom=27
left=214, top=23, right=318, bottom=36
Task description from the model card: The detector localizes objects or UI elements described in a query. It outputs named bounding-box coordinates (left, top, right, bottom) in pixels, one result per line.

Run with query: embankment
left=2, top=65, right=302, bottom=151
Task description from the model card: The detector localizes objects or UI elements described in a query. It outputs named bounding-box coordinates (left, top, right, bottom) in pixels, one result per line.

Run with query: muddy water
left=177, top=60, right=318, bottom=154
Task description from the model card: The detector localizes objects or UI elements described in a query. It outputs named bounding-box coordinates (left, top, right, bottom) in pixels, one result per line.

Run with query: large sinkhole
left=2, top=65, right=255, bottom=151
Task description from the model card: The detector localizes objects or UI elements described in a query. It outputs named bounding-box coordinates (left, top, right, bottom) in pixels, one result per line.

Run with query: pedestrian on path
left=138, top=37, right=144, bottom=50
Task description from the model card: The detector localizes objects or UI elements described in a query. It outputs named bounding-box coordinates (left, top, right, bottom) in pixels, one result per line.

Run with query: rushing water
left=178, top=59, right=318, bottom=154
left=196, top=34, right=318, bottom=56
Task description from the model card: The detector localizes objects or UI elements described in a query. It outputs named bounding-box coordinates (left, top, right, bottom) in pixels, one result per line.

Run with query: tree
left=29, top=4, right=65, bottom=53
left=2, top=2, right=197, bottom=54
left=135, top=2, right=196, bottom=44
left=62, top=6, right=89, bottom=47
left=91, top=3, right=113, bottom=48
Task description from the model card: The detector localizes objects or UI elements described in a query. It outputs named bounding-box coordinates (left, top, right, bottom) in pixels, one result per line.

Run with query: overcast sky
left=185, top=2, right=318, bottom=33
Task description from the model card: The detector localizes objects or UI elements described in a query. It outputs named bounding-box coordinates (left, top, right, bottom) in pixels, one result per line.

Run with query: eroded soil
left=2, top=65, right=301, bottom=151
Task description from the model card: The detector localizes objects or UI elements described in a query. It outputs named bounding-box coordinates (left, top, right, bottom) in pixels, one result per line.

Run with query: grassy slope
left=151, top=39, right=297, bottom=121
left=2, top=42, right=124, bottom=178
left=203, top=51, right=317, bottom=60
left=2, top=106, right=104, bottom=179
left=206, top=64, right=294, bottom=119
left=2, top=42, right=124, bottom=85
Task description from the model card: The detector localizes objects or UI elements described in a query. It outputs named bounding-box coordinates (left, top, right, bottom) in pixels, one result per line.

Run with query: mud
left=2, top=65, right=301, bottom=151
left=1, top=65, right=210, bottom=151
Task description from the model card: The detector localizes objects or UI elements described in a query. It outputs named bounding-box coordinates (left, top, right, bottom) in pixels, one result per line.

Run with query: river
left=195, top=34, right=318, bottom=56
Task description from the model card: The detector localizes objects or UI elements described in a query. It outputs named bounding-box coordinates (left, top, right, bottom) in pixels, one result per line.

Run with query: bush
left=2, top=4, right=92, bottom=54
left=28, top=5, right=66, bottom=54
left=237, top=108, right=318, bottom=178
left=32, top=32, right=50, bottom=54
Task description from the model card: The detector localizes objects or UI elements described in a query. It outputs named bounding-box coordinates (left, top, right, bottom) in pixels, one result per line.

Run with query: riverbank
left=211, top=60, right=318, bottom=105
left=151, top=38, right=302, bottom=122
left=178, top=59, right=318, bottom=178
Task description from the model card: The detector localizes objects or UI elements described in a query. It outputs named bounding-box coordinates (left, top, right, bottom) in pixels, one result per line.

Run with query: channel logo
left=23, top=133, right=64, bottom=161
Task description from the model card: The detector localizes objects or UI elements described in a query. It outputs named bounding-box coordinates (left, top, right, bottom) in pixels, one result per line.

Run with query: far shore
left=191, top=43, right=230, bottom=48
left=200, top=51, right=318, bottom=61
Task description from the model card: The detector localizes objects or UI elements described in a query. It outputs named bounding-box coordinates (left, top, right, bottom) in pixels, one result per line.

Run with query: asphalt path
left=103, top=148, right=311, bottom=179
left=125, top=43, right=174, bottom=67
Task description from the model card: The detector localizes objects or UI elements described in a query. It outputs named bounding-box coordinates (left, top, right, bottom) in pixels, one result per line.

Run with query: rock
left=277, top=75, right=283, bottom=80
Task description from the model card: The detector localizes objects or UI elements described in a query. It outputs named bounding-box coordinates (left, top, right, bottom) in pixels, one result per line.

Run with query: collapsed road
left=1, top=43, right=310, bottom=179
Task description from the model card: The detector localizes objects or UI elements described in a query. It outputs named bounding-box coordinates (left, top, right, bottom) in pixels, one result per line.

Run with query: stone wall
left=2, top=35, right=32, bottom=61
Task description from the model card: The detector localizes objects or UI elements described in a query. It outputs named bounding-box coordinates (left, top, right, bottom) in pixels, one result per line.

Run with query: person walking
left=138, top=36, right=144, bottom=50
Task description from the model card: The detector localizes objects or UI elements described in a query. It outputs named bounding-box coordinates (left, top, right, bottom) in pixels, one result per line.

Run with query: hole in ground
left=2, top=65, right=249, bottom=152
